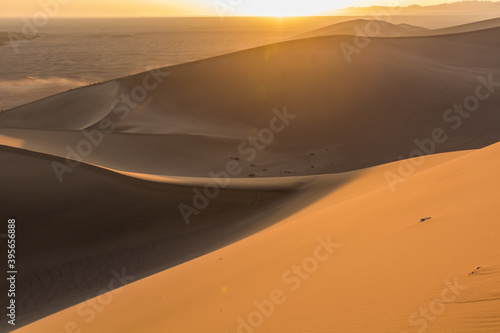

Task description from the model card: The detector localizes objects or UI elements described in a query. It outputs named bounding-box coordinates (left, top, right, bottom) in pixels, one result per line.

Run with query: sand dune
left=2, top=27, right=500, bottom=179
left=13, top=140, right=500, bottom=333
left=293, top=19, right=427, bottom=39
left=0, top=145, right=318, bottom=329
left=2, top=23, right=500, bottom=332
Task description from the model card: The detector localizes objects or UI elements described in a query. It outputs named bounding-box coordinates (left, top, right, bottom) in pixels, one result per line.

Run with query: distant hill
left=293, top=19, right=427, bottom=39
left=332, top=0, right=500, bottom=16
left=291, top=17, right=500, bottom=40
left=404, top=16, right=500, bottom=36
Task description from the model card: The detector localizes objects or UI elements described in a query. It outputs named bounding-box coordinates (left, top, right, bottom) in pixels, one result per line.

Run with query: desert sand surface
left=1, top=17, right=500, bottom=333
left=12, top=140, right=500, bottom=333
left=2, top=27, right=500, bottom=178
left=0, top=32, right=36, bottom=46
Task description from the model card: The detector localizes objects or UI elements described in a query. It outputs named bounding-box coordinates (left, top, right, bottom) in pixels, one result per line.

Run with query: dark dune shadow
left=0, top=145, right=352, bottom=330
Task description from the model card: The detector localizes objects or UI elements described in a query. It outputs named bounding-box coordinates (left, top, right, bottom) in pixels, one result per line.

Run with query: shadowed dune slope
left=0, top=145, right=349, bottom=330
left=1, top=28, right=500, bottom=179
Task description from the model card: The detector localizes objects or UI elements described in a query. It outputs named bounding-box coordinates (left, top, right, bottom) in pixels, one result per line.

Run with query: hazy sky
left=0, top=0, right=492, bottom=17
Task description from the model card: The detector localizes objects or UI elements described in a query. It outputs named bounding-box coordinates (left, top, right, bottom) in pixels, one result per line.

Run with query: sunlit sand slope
left=14, top=141, right=500, bottom=333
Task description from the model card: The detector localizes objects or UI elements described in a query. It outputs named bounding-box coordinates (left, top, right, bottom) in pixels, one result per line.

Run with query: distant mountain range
left=292, top=17, right=500, bottom=39
left=332, top=0, right=500, bottom=15
left=293, top=19, right=428, bottom=39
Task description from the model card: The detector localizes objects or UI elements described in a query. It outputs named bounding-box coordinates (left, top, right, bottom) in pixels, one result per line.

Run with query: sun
left=237, top=0, right=352, bottom=17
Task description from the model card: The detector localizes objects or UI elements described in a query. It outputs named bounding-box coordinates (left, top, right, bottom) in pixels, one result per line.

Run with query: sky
left=0, top=0, right=492, bottom=18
